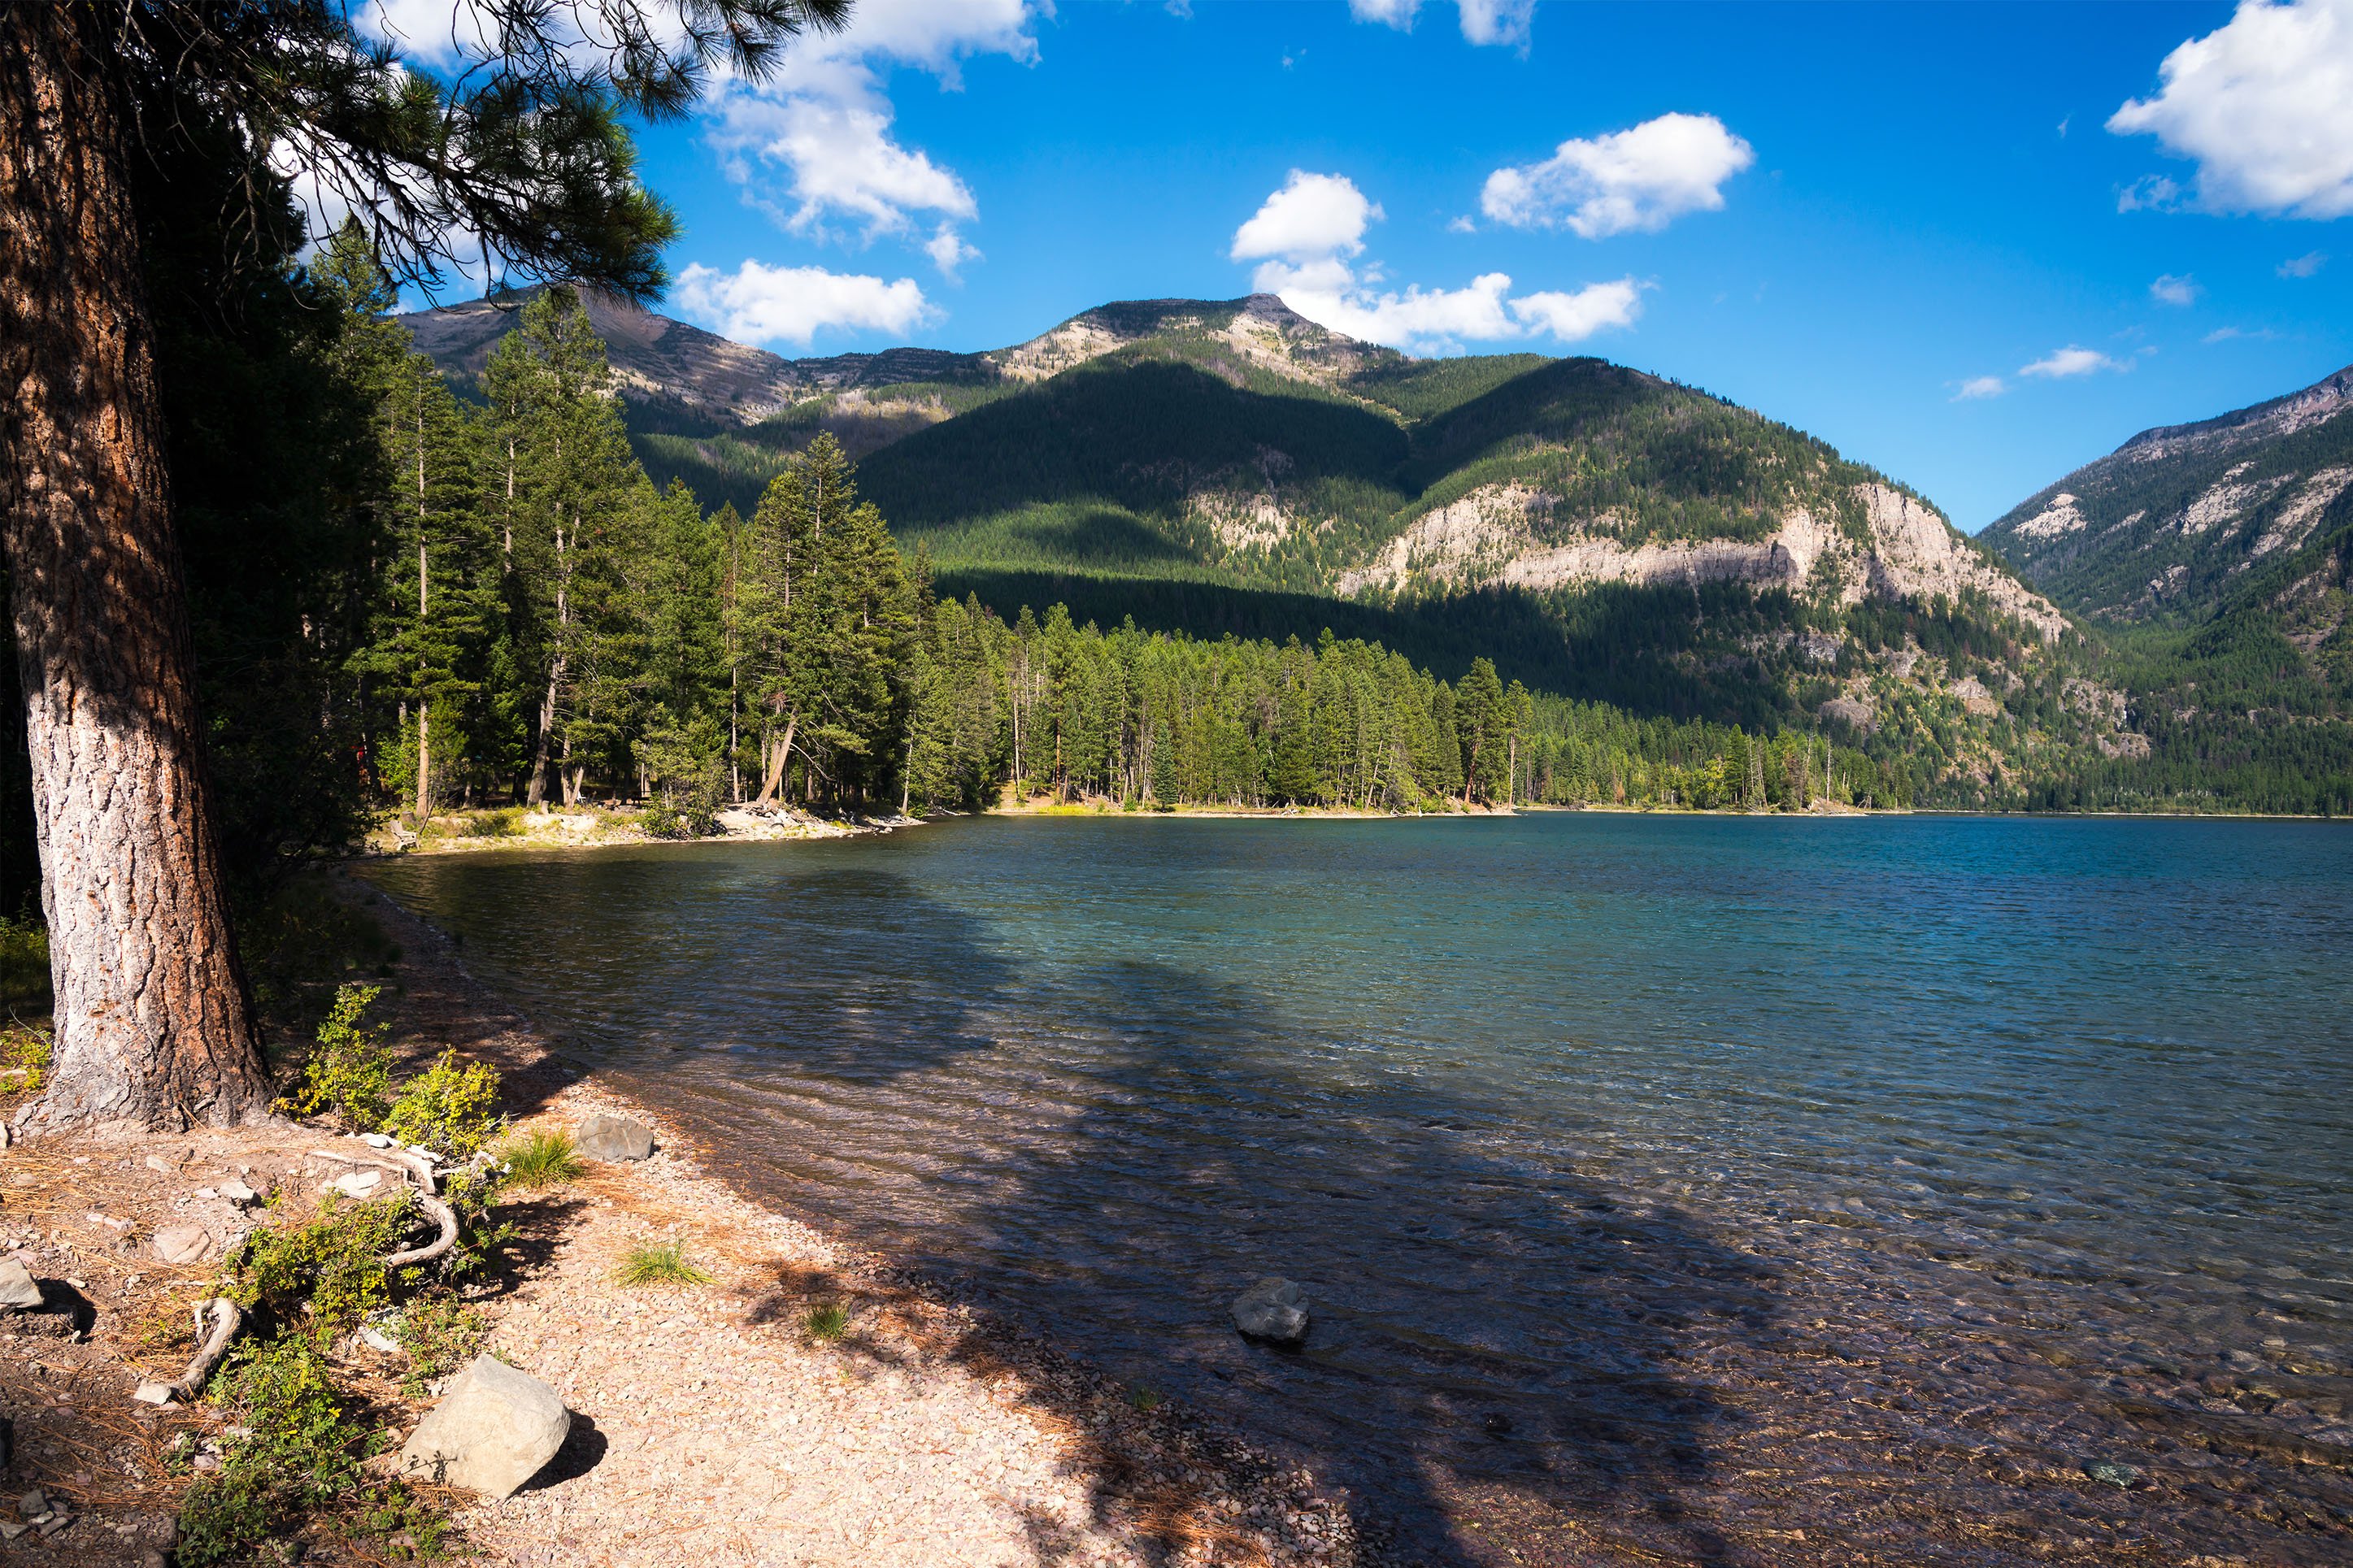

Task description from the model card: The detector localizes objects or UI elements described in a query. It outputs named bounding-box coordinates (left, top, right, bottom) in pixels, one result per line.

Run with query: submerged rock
left=578, top=1113, right=655, bottom=1162
left=398, top=1353, right=570, bottom=1499
left=1230, top=1278, right=1310, bottom=1345
left=2083, top=1458, right=2142, bottom=1488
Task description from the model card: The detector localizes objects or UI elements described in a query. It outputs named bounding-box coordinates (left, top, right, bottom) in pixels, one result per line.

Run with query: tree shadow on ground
left=363, top=850, right=1786, bottom=1566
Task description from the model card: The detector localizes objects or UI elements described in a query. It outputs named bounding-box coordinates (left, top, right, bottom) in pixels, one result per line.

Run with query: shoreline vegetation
left=0, top=871, right=1363, bottom=1566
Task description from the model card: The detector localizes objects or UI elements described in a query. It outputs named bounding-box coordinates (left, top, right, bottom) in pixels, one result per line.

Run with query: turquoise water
left=368, top=814, right=2353, bottom=1565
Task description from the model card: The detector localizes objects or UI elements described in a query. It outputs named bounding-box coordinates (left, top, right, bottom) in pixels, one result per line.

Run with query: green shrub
left=0, top=1022, right=51, bottom=1097
left=498, top=1127, right=585, bottom=1189
left=802, top=1302, right=850, bottom=1342
left=280, top=983, right=394, bottom=1130
left=395, top=1294, right=489, bottom=1398
left=381, top=1049, right=502, bottom=1158
left=438, top=1167, right=520, bottom=1283
left=230, top=1193, right=411, bottom=1338
left=615, top=1237, right=711, bottom=1288
left=179, top=1336, right=455, bottom=1566
left=467, top=808, right=524, bottom=838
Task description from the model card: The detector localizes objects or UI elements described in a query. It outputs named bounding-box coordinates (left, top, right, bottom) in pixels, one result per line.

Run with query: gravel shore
left=353, top=872, right=1362, bottom=1567
left=0, top=871, right=1361, bottom=1566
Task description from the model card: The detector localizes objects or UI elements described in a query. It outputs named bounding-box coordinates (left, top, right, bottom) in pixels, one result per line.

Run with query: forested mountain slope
left=1984, top=363, right=2353, bottom=623
left=401, top=290, right=2149, bottom=806
left=1981, top=364, right=2353, bottom=813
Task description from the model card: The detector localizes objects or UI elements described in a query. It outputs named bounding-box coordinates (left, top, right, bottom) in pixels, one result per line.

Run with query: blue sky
left=379, top=0, right=2353, bottom=531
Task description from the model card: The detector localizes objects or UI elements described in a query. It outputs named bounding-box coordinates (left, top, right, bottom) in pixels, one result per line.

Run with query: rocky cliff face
left=1343, top=480, right=2066, bottom=640
left=1984, top=363, right=2353, bottom=622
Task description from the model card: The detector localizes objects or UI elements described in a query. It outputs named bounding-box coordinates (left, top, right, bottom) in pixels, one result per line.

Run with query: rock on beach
left=398, top=1353, right=570, bottom=1500
left=576, top=1112, right=654, bottom=1162
left=0, top=1257, right=41, bottom=1311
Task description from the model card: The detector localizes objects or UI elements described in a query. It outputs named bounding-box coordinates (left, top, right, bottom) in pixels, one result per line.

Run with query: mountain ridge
left=1983, top=361, right=2353, bottom=624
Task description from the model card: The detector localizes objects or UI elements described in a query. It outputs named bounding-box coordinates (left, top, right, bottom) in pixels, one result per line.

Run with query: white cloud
left=2280, top=250, right=2329, bottom=276
left=2020, top=345, right=2130, bottom=379
left=924, top=224, right=981, bottom=279
left=2108, top=0, right=2353, bottom=219
left=2116, top=174, right=2185, bottom=212
left=1953, top=376, right=2007, bottom=401
left=2150, top=272, right=2201, bottom=305
left=1231, top=172, right=1638, bottom=354
left=1481, top=113, right=1755, bottom=237
left=1348, top=1, right=1530, bottom=43
left=1510, top=280, right=1645, bottom=341
left=702, top=0, right=1037, bottom=276
left=673, top=260, right=936, bottom=347
left=1457, top=0, right=1536, bottom=47
left=713, top=93, right=975, bottom=238
left=1231, top=171, right=1383, bottom=265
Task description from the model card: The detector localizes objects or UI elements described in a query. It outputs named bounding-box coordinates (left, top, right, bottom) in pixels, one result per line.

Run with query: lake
left=365, top=813, right=2353, bottom=1565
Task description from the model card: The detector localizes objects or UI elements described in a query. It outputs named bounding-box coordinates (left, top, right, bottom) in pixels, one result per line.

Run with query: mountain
left=402, top=289, right=2148, bottom=805
left=1982, top=363, right=2353, bottom=623
left=1981, top=364, right=2353, bottom=814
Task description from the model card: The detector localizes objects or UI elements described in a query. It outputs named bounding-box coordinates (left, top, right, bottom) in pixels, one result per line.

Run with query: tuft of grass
left=498, top=1127, right=586, bottom=1190
left=801, top=1302, right=850, bottom=1342
left=1129, top=1384, right=1163, bottom=1414
left=468, top=807, right=524, bottom=839
left=615, top=1238, right=712, bottom=1289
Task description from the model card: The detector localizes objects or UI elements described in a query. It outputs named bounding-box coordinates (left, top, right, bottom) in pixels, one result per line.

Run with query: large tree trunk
left=0, top=10, right=270, bottom=1131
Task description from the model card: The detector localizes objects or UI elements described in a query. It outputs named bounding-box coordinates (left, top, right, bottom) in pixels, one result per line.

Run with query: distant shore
left=375, top=795, right=2350, bottom=856
left=381, top=794, right=1893, bottom=857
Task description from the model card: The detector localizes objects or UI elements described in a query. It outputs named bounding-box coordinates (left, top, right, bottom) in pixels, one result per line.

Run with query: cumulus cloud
left=924, top=224, right=981, bottom=279
left=2108, top=0, right=2353, bottom=219
left=1231, top=171, right=1383, bottom=268
left=1952, top=376, right=2007, bottom=401
left=673, top=260, right=936, bottom=347
left=1232, top=172, right=1641, bottom=354
left=1457, top=0, right=1537, bottom=47
left=703, top=0, right=1037, bottom=275
left=1509, top=280, right=1646, bottom=340
left=1481, top=113, right=1755, bottom=237
left=1348, top=1, right=1531, bottom=44
left=2150, top=272, right=2201, bottom=305
left=2020, top=345, right=2130, bottom=379
left=2279, top=250, right=2329, bottom=276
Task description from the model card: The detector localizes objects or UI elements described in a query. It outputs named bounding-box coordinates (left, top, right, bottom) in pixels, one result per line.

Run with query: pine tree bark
left=0, top=9, right=270, bottom=1131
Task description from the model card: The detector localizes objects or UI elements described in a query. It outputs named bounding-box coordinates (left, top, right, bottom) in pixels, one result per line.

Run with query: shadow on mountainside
left=358, top=849, right=1785, bottom=1566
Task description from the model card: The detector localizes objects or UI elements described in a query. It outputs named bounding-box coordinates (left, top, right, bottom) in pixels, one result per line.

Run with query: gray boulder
left=398, top=1353, right=569, bottom=1499
left=1230, top=1277, right=1310, bottom=1345
left=577, top=1112, right=654, bottom=1162
left=0, top=1257, right=40, bottom=1312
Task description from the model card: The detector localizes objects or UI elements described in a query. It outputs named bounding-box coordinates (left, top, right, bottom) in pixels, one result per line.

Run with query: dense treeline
left=315, top=250, right=1898, bottom=828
